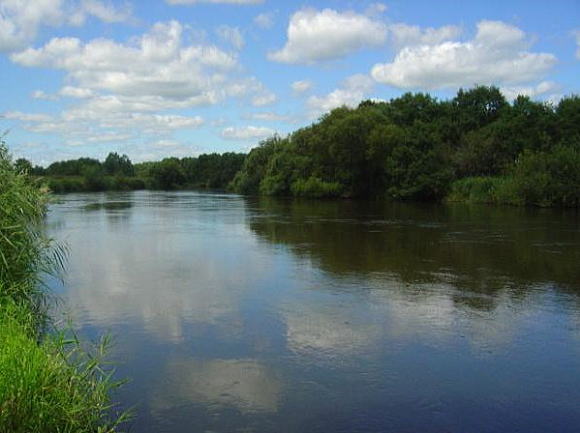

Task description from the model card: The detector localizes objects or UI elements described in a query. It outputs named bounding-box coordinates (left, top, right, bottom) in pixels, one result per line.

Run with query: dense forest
left=18, top=86, right=580, bottom=207
left=231, top=86, right=580, bottom=207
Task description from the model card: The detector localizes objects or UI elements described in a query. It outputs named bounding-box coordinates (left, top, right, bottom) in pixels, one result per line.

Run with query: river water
left=46, top=190, right=580, bottom=433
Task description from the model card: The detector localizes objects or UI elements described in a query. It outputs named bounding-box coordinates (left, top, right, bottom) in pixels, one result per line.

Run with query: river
left=46, top=190, right=580, bottom=433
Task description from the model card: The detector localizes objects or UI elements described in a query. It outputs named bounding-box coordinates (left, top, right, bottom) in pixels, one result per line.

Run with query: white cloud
left=167, top=0, right=263, bottom=4
left=216, top=25, right=244, bottom=50
left=501, top=81, right=558, bottom=101
left=365, top=2, right=387, bottom=17
left=388, top=23, right=461, bottom=49
left=74, top=0, right=132, bottom=24
left=253, top=12, right=274, bottom=29
left=252, top=92, right=277, bottom=106
left=221, top=125, right=274, bottom=140
left=307, top=74, right=374, bottom=116
left=151, top=139, right=180, bottom=147
left=86, top=132, right=134, bottom=143
left=269, top=8, right=387, bottom=64
left=245, top=112, right=292, bottom=122
left=31, top=90, right=58, bottom=100
left=574, top=30, right=580, bottom=59
left=11, top=21, right=240, bottom=105
left=291, top=80, right=312, bottom=93
left=0, top=0, right=131, bottom=52
left=372, top=20, right=557, bottom=90
left=3, top=111, right=53, bottom=122
left=59, top=86, right=94, bottom=98
left=9, top=20, right=273, bottom=148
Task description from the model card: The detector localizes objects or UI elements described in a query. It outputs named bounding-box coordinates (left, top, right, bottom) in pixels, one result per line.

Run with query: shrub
left=291, top=177, right=343, bottom=198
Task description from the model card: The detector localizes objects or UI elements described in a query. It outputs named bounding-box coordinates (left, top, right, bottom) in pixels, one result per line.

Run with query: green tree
left=103, top=152, right=134, bottom=176
left=149, top=158, right=186, bottom=189
left=14, top=158, right=33, bottom=174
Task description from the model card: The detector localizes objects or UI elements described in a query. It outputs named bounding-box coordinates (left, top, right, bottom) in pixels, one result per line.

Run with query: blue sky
left=1, top=0, right=579, bottom=165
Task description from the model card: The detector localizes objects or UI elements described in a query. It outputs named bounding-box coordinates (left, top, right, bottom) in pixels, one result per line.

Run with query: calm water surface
left=46, top=191, right=580, bottom=433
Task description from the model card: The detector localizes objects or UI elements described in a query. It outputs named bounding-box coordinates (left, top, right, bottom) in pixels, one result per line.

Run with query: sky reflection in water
left=47, top=191, right=580, bottom=433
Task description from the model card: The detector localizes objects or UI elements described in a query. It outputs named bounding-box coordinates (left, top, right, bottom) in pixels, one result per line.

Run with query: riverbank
left=0, top=143, right=128, bottom=432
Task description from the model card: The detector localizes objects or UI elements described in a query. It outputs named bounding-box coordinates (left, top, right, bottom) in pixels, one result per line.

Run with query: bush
left=511, top=146, right=580, bottom=207
left=447, top=176, right=523, bottom=206
left=291, top=177, right=344, bottom=198
left=46, top=177, right=86, bottom=193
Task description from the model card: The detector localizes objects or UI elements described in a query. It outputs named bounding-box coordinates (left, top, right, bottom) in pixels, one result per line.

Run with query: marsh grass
left=0, top=138, right=130, bottom=432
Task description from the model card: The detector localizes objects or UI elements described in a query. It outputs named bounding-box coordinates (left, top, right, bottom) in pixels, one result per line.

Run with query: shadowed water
left=46, top=190, right=580, bottom=433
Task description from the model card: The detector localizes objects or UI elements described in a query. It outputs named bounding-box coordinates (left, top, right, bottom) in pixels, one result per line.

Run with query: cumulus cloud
left=253, top=12, right=274, bottom=29
left=3, top=107, right=204, bottom=138
left=59, top=86, right=94, bottom=98
left=31, top=90, right=58, bottom=100
left=252, top=92, right=277, bottom=106
left=388, top=23, right=461, bottom=49
left=372, top=20, right=557, bottom=90
left=291, top=80, right=313, bottom=93
left=269, top=8, right=387, bottom=64
left=365, top=2, right=387, bottom=16
left=3, top=111, right=53, bottom=122
left=0, top=0, right=132, bottom=52
left=500, top=81, right=558, bottom=101
left=244, top=112, right=293, bottom=122
left=307, top=74, right=374, bottom=116
left=8, top=20, right=275, bottom=151
left=221, top=125, right=274, bottom=140
left=216, top=25, right=244, bottom=50
left=73, top=0, right=132, bottom=25
left=12, top=23, right=239, bottom=102
left=9, top=21, right=270, bottom=108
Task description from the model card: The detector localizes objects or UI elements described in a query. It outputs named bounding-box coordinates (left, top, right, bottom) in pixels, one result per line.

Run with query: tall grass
left=0, top=138, right=129, bottom=432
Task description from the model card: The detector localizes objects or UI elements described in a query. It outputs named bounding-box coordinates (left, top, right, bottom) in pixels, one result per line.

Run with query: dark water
left=46, top=191, right=580, bottom=433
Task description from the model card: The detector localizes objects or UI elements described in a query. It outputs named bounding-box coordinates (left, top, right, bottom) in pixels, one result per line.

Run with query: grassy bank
left=447, top=146, right=580, bottom=207
left=0, top=141, right=128, bottom=432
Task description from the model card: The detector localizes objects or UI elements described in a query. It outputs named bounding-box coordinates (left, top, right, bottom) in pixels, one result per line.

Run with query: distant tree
left=103, top=152, right=134, bottom=176
left=149, top=158, right=186, bottom=189
left=556, top=95, right=580, bottom=144
left=452, top=85, right=508, bottom=132
left=46, top=158, right=101, bottom=176
left=14, top=158, right=33, bottom=174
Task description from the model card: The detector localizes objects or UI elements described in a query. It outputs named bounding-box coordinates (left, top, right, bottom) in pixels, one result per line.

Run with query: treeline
left=18, top=85, right=580, bottom=206
left=24, top=151, right=245, bottom=193
left=231, top=86, right=580, bottom=207
left=135, top=152, right=245, bottom=190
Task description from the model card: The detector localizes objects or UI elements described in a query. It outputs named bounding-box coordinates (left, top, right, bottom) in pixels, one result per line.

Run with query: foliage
left=0, top=140, right=129, bottom=432
left=148, top=158, right=186, bottom=190
left=228, top=86, right=579, bottom=206
left=38, top=151, right=243, bottom=192
left=511, top=145, right=580, bottom=207
left=0, top=301, right=130, bottom=433
left=103, top=152, right=134, bottom=177
left=290, top=177, right=343, bottom=198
